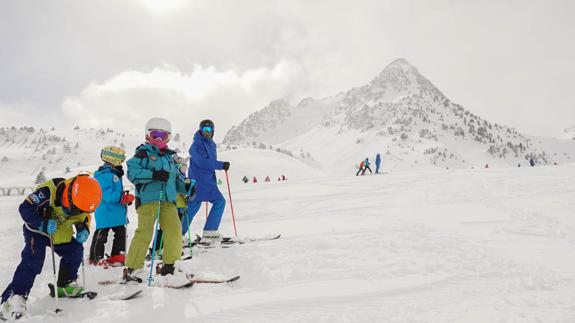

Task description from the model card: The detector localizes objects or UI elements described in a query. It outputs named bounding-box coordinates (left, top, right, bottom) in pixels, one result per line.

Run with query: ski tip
left=228, top=275, right=241, bottom=283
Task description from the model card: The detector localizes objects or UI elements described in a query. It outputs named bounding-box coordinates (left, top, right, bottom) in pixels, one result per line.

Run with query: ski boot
left=122, top=268, right=143, bottom=284
left=160, top=264, right=175, bottom=276
left=201, top=230, right=222, bottom=246
left=0, top=294, right=26, bottom=320
left=106, top=254, right=125, bottom=267
left=49, top=281, right=85, bottom=298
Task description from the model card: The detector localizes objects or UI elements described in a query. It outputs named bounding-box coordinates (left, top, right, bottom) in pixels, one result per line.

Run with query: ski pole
left=158, top=229, right=165, bottom=260
left=81, top=259, right=86, bottom=289
left=185, top=210, right=193, bottom=255
left=205, top=202, right=208, bottom=220
left=148, top=186, right=164, bottom=286
left=49, top=234, right=62, bottom=313
left=224, top=170, right=238, bottom=237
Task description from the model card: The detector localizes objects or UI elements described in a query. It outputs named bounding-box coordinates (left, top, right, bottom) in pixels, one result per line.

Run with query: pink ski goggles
left=147, top=129, right=171, bottom=142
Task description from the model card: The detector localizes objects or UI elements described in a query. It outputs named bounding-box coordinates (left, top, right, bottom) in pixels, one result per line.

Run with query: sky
left=0, top=0, right=574, bottom=140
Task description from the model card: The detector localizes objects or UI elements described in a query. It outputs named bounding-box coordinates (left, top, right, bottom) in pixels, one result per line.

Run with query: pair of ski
left=48, top=283, right=142, bottom=301
left=45, top=274, right=240, bottom=303
left=186, top=234, right=281, bottom=249
left=97, top=273, right=241, bottom=292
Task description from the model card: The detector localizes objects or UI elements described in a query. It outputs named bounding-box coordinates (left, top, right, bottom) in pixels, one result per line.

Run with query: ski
left=186, top=274, right=240, bottom=284
left=222, top=234, right=281, bottom=245
left=185, top=234, right=281, bottom=249
left=109, top=289, right=144, bottom=300
left=163, top=281, right=195, bottom=289
left=98, top=274, right=239, bottom=286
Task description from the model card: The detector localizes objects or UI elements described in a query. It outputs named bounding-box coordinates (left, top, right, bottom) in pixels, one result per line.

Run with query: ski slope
left=1, top=160, right=575, bottom=322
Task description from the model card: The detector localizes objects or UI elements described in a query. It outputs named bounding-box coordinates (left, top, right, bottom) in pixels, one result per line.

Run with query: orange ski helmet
left=61, top=175, right=102, bottom=214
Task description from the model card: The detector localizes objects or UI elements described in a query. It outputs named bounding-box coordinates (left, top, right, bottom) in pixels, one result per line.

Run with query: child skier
left=362, top=157, right=373, bottom=175
left=89, top=146, right=134, bottom=267
left=123, top=117, right=194, bottom=282
left=0, top=175, right=102, bottom=320
left=181, top=120, right=230, bottom=243
left=356, top=160, right=365, bottom=176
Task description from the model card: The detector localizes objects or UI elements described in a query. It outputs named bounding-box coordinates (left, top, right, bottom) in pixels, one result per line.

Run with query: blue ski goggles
left=201, top=126, right=213, bottom=133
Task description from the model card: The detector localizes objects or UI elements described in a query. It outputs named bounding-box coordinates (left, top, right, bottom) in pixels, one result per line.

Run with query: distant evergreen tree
left=35, top=171, right=47, bottom=184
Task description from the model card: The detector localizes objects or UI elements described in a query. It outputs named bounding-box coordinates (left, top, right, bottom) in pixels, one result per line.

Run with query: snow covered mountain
left=0, top=126, right=315, bottom=187
left=223, top=59, right=575, bottom=172
left=0, top=126, right=186, bottom=186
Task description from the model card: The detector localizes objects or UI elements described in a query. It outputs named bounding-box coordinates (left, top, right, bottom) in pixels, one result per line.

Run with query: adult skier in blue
left=182, top=119, right=230, bottom=242
left=375, top=153, right=382, bottom=174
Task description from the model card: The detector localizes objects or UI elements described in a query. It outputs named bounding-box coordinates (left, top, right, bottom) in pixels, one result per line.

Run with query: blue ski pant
left=375, top=164, right=380, bottom=173
left=182, top=197, right=226, bottom=235
left=1, top=227, right=83, bottom=303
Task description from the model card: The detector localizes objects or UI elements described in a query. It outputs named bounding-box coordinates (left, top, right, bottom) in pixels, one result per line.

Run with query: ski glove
left=121, top=191, right=135, bottom=205
left=38, top=219, right=57, bottom=235
left=222, top=162, right=230, bottom=171
left=152, top=170, right=170, bottom=183
left=76, top=229, right=90, bottom=243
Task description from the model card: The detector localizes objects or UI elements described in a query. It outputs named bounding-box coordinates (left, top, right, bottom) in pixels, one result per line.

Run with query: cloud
left=61, top=61, right=302, bottom=140
left=0, top=102, right=60, bottom=128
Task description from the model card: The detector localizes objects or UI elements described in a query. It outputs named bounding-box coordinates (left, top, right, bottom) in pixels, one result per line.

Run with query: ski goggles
left=148, top=129, right=171, bottom=142
left=201, top=126, right=213, bottom=133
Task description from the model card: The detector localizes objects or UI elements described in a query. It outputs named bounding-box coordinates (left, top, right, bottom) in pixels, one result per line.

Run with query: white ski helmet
left=145, top=117, right=172, bottom=133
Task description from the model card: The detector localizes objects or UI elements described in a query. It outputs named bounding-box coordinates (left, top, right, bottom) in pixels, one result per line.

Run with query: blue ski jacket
left=188, top=130, right=224, bottom=201
left=94, top=164, right=127, bottom=229
left=127, top=143, right=187, bottom=207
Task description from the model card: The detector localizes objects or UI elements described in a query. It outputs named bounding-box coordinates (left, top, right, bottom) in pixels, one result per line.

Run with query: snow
left=1, top=149, right=575, bottom=322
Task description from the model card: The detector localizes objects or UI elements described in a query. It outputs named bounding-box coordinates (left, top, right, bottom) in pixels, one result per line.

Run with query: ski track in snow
left=1, top=165, right=575, bottom=322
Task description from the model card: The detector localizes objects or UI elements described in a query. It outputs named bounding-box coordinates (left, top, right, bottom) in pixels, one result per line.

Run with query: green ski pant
left=126, top=202, right=182, bottom=269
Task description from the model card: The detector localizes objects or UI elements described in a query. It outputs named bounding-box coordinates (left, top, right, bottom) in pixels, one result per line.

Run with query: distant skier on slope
left=122, top=117, right=194, bottom=282
left=530, top=158, right=535, bottom=167
left=181, top=120, right=230, bottom=244
left=362, top=158, right=373, bottom=175
left=375, top=153, right=382, bottom=174
left=89, top=146, right=134, bottom=267
left=356, top=160, right=365, bottom=176
left=0, top=175, right=102, bottom=320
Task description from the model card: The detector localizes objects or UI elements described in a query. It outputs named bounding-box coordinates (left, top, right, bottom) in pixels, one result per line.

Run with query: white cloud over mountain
left=61, top=61, right=302, bottom=139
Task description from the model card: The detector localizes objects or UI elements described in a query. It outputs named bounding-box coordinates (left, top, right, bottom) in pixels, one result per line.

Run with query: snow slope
left=1, top=156, right=574, bottom=322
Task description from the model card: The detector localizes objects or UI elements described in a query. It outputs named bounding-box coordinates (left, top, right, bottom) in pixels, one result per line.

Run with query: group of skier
left=355, top=153, right=382, bottom=176
left=242, top=175, right=287, bottom=183
left=0, top=117, right=230, bottom=319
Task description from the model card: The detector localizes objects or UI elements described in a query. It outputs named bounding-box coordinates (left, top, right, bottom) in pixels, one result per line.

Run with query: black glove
left=152, top=170, right=170, bottom=182
left=41, top=206, right=53, bottom=219
left=222, top=162, right=230, bottom=171
left=114, top=165, right=124, bottom=177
